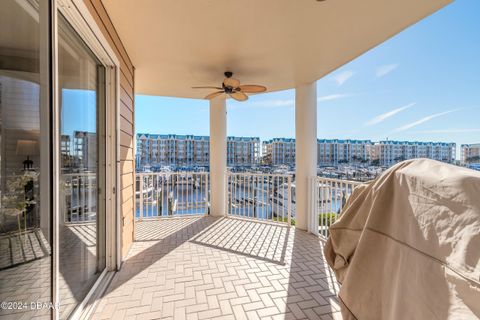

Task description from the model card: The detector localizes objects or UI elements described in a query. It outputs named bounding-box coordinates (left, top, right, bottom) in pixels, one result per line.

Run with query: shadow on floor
left=190, top=217, right=290, bottom=265
left=106, top=216, right=219, bottom=293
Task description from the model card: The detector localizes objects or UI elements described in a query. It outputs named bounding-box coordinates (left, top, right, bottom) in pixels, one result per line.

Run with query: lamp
left=16, top=140, right=39, bottom=170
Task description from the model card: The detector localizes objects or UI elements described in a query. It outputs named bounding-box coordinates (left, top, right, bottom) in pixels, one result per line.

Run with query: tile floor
left=92, top=216, right=342, bottom=320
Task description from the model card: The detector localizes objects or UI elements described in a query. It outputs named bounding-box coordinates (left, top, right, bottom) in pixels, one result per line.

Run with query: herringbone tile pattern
left=92, top=217, right=342, bottom=320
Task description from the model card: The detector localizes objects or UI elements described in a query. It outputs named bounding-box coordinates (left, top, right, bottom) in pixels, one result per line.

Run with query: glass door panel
left=0, top=1, right=51, bottom=319
left=58, top=14, right=106, bottom=318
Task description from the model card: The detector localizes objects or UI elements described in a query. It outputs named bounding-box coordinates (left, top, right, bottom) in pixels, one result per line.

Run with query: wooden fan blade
left=230, top=91, right=248, bottom=102
left=223, top=77, right=240, bottom=88
left=205, top=91, right=224, bottom=100
left=192, top=86, right=223, bottom=90
left=238, top=85, right=267, bottom=93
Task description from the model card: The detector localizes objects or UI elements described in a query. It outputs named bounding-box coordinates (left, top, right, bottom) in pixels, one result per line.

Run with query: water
left=136, top=182, right=344, bottom=220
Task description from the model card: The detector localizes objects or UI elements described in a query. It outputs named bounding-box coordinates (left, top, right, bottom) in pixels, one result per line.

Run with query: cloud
left=393, top=109, right=460, bottom=132
left=333, top=71, right=355, bottom=86
left=365, top=102, right=415, bottom=126
left=376, top=64, right=399, bottom=78
left=414, top=128, right=480, bottom=134
left=317, top=93, right=350, bottom=102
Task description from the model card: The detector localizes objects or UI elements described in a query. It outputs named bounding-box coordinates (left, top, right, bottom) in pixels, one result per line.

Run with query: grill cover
left=324, top=159, right=480, bottom=320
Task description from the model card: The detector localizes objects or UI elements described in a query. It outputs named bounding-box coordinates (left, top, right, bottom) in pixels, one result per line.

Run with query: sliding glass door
left=0, top=1, right=52, bottom=319
left=1, top=2, right=113, bottom=318
left=57, top=14, right=106, bottom=319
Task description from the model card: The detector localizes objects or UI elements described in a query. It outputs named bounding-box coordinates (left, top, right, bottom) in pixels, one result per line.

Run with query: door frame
left=53, top=0, right=121, bottom=318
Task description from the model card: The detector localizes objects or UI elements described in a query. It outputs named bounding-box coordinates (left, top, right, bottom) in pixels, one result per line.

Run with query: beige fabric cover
left=324, top=159, right=480, bottom=320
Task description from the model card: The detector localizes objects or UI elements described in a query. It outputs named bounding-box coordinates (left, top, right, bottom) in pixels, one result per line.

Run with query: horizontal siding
left=86, top=0, right=135, bottom=259
left=120, top=160, right=134, bottom=174
left=120, top=117, right=133, bottom=136
left=120, top=145, right=134, bottom=161
left=120, top=131, right=133, bottom=148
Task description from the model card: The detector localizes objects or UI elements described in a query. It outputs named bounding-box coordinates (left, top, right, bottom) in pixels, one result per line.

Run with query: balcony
left=86, top=172, right=361, bottom=319
left=92, top=219, right=341, bottom=320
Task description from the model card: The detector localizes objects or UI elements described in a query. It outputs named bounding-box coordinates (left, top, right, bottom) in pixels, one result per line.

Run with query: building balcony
left=92, top=216, right=341, bottom=320
left=86, top=172, right=360, bottom=319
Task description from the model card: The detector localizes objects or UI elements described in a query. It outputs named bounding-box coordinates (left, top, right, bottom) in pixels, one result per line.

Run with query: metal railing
left=136, top=172, right=209, bottom=219
left=313, top=177, right=362, bottom=238
left=226, top=173, right=293, bottom=225
left=62, top=173, right=97, bottom=223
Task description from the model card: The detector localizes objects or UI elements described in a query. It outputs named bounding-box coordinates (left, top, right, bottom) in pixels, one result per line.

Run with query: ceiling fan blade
left=230, top=91, right=248, bottom=102
left=223, top=77, right=240, bottom=88
left=192, top=86, right=223, bottom=90
left=205, top=91, right=224, bottom=100
left=238, top=85, right=267, bottom=93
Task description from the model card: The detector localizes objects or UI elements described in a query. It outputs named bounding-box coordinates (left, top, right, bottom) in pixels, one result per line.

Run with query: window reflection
left=58, top=14, right=106, bottom=319
left=0, top=0, right=51, bottom=319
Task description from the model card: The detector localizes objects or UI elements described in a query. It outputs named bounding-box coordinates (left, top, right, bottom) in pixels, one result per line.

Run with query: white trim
left=51, top=0, right=60, bottom=317
left=59, top=0, right=120, bottom=268
left=58, top=0, right=120, bottom=67
left=116, top=66, right=122, bottom=269
left=55, top=0, right=121, bottom=318
left=69, top=268, right=108, bottom=320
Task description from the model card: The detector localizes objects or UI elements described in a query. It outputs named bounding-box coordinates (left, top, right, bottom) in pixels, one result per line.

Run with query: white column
left=295, top=82, right=317, bottom=231
left=209, top=96, right=227, bottom=216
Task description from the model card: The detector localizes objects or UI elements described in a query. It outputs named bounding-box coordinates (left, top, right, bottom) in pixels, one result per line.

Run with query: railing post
left=311, top=177, right=319, bottom=236
left=205, top=173, right=209, bottom=215
left=225, top=172, right=229, bottom=217
left=287, top=175, right=292, bottom=226
left=139, top=174, right=144, bottom=221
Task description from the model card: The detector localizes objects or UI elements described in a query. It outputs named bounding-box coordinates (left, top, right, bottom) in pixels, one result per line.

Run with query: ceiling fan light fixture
left=192, top=71, right=267, bottom=102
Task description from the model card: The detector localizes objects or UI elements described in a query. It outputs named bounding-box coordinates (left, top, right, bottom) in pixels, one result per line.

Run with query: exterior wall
left=461, top=143, right=480, bottom=164
left=373, top=140, right=456, bottom=166
left=85, top=0, right=135, bottom=258
left=136, top=134, right=260, bottom=169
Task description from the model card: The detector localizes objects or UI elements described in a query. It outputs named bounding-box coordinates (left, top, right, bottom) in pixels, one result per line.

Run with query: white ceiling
left=102, top=0, right=451, bottom=99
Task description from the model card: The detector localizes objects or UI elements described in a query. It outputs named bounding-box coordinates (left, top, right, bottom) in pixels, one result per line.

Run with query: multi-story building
left=263, top=138, right=456, bottom=167
left=136, top=134, right=260, bottom=169
left=317, top=139, right=373, bottom=166
left=372, top=140, right=456, bottom=166
left=263, top=138, right=373, bottom=166
left=227, top=136, right=261, bottom=167
left=461, top=143, right=480, bottom=164
left=262, top=138, right=296, bottom=166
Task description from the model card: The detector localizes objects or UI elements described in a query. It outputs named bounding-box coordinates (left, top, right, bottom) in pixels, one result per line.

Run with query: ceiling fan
left=192, top=71, right=267, bottom=101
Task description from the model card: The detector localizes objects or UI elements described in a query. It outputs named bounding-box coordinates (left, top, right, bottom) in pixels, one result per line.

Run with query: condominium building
left=74, top=131, right=98, bottom=171
left=262, top=138, right=296, bottom=166
left=136, top=134, right=260, bottom=169
left=263, top=138, right=373, bottom=166
left=318, top=139, right=373, bottom=166
left=262, top=138, right=456, bottom=167
left=60, top=131, right=97, bottom=172
left=372, top=140, right=456, bottom=166
left=227, top=136, right=261, bottom=167
left=461, top=143, right=480, bottom=164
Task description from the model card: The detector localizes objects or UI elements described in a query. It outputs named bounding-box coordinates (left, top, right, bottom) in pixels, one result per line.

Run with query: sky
left=135, top=0, right=480, bottom=158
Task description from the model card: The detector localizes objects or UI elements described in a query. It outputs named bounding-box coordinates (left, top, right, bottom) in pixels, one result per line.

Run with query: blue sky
left=136, top=0, right=480, bottom=158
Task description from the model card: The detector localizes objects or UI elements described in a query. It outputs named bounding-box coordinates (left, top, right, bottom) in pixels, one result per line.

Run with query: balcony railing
left=136, top=172, right=209, bottom=219
left=313, top=177, right=362, bottom=238
left=226, top=173, right=293, bottom=225
left=134, top=171, right=362, bottom=236
left=63, top=173, right=97, bottom=223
